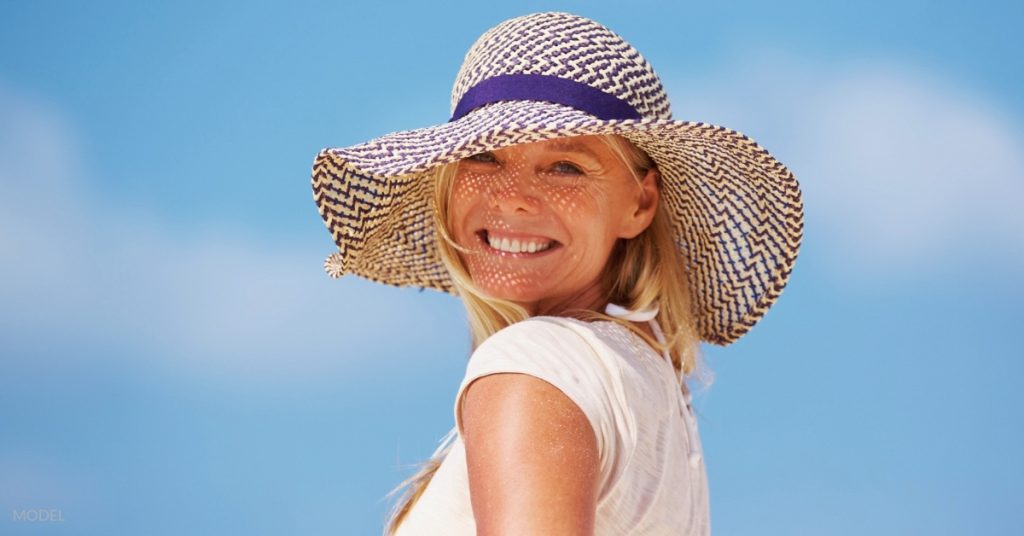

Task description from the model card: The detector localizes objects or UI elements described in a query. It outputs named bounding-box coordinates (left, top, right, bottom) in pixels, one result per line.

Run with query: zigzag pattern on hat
left=451, top=13, right=672, bottom=120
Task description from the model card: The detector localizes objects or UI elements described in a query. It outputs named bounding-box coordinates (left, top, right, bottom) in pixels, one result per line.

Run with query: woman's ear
left=619, top=168, right=660, bottom=239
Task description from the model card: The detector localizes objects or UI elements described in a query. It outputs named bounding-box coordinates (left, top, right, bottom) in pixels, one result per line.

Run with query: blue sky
left=2, top=0, right=1022, bottom=534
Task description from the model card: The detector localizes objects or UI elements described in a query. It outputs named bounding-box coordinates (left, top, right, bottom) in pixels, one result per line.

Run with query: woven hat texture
left=311, top=11, right=804, bottom=345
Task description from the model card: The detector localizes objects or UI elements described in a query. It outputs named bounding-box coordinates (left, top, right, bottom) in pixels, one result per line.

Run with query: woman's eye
left=466, top=152, right=497, bottom=164
left=551, top=161, right=584, bottom=175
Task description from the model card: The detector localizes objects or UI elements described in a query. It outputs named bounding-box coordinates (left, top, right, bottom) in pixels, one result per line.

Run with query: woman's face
left=449, top=135, right=658, bottom=315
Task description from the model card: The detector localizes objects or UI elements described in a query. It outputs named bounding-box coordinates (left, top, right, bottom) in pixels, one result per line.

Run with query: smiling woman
left=444, top=135, right=660, bottom=317
left=310, top=11, right=803, bottom=536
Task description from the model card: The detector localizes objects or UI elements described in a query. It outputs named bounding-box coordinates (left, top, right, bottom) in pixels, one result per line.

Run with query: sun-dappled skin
left=452, top=135, right=660, bottom=534
left=449, top=135, right=660, bottom=318
left=460, top=372, right=601, bottom=536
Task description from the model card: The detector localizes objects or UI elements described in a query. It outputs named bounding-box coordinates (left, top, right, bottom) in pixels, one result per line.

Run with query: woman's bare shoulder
left=460, top=362, right=600, bottom=534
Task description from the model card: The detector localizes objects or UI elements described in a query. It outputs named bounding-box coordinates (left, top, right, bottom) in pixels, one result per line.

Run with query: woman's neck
left=520, top=278, right=607, bottom=318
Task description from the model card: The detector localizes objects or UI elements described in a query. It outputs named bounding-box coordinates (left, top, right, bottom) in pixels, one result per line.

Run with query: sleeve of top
left=452, top=317, right=625, bottom=490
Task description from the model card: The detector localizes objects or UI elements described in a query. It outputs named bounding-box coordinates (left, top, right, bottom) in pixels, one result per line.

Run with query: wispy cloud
left=664, top=52, right=1024, bottom=281
left=0, top=81, right=465, bottom=382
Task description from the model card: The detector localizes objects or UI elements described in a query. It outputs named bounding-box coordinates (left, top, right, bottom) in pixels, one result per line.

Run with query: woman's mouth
left=476, top=230, right=560, bottom=255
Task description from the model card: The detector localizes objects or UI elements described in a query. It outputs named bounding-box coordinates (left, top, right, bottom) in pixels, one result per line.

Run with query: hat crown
left=450, top=12, right=672, bottom=120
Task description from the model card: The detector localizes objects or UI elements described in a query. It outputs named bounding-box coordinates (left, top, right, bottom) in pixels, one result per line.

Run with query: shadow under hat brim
left=312, top=99, right=804, bottom=345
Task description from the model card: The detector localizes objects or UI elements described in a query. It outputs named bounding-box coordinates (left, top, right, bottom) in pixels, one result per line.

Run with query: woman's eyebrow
left=544, top=140, right=601, bottom=159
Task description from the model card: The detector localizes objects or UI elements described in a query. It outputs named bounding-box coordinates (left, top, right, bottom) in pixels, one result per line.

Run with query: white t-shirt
left=393, top=316, right=710, bottom=535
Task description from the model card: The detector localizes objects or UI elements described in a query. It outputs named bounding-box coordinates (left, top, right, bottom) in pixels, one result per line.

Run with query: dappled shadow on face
left=447, top=136, right=633, bottom=310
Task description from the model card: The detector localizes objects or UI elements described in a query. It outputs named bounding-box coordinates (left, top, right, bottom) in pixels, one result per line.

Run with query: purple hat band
left=450, top=74, right=643, bottom=122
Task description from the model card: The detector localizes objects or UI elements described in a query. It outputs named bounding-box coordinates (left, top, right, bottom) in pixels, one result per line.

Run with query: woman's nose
left=487, top=167, right=541, bottom=214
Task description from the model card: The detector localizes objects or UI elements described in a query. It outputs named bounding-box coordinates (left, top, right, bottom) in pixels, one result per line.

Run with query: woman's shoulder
left=476, top=316, right=627, bottom=359
left=472, top=316, right=661, bottom=387
left=471, top=316, right=597, bottom=363
left=484, top=315, right=623, bottom=339
left=496, top=315, right=650, bottom=355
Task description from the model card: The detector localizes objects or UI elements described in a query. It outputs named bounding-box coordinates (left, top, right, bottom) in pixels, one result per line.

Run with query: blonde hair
left=382, top=134, right=707, bottom=535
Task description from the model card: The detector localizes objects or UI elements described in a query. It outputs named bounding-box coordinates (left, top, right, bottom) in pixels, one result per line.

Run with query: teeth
left=487, top=233, right=552, bottom=254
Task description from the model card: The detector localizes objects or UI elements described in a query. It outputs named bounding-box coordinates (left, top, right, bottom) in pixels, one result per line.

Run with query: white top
left=394, top=310, right=710, bottom=535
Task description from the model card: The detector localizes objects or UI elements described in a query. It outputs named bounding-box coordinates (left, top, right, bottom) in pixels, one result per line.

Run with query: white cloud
left=0, top=81, right=466, bottom=382
left=663, top=51, right=1024, bottom=281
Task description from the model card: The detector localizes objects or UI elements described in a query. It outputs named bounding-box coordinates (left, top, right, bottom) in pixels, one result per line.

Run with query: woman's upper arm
left=460, top=371, right=600, bottom=536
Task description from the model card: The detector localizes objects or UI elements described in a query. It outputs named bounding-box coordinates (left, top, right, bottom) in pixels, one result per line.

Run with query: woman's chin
left=478, top=288, right=542, bottom=306
left=472, top=281, right=547, bottom=308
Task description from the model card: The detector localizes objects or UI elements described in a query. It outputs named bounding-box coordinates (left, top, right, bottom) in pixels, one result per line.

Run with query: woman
left=311, top=12, right=803, bottom=535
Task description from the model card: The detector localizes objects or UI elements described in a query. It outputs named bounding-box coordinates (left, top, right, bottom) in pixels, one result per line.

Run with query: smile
left=477, top=230, right=560, bottom=256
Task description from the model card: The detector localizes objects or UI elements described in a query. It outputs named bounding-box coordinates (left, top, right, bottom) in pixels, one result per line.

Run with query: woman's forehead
left=491, top=135, right=612, bottom=159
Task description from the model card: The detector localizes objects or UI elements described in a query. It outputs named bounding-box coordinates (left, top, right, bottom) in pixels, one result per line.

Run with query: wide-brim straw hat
left=311, top=11, right=804, bottom=346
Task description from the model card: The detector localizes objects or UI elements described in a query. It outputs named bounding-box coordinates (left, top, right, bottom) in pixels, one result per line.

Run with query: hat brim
left=312, top=100, right=804, bottom=345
